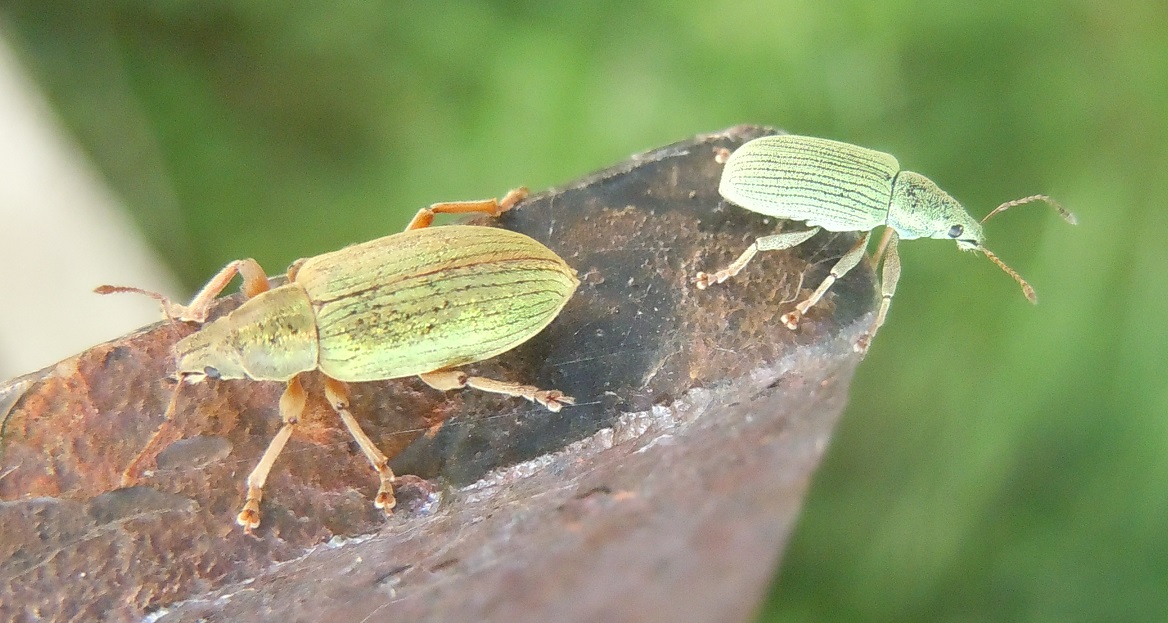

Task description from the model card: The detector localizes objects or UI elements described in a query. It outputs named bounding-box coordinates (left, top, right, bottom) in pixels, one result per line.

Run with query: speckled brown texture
left=0, top=126, right=876, bottom=623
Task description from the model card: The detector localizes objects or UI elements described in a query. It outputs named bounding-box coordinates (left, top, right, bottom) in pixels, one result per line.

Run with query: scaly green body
left=718, top=134, right=983, bottom=244
left=300, top=225, right=577, bottom=381
left=701, top=133, right=1073, bottom=353
left=174, top=225, right=579, bottom=382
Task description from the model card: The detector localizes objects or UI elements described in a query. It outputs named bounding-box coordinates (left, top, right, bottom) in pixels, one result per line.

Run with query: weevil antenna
left=981, top=194, right=1078, bottom=226
left=95, top=285, right=182, bottom=320
left=979, top=246, right=1037, bottom=303
left=94, top=284, right=168, bottom=302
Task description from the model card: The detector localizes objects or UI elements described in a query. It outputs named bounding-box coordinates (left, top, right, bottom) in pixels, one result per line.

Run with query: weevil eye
left=203, top=366, right=221, bottom=379
left=947, top=224, right=964, bottom=238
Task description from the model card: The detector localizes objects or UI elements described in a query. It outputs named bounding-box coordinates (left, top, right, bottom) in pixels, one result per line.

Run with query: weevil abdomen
left=296, top=225, right=579, bottom=382
left=718, top=135, right=897, bottom=232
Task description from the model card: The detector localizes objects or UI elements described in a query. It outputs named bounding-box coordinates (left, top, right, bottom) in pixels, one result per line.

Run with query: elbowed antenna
left=977, top=194, right=1077, bottom=304
left=95, top=284, right=184, bottom=320
left=981, top=194, right=1078, bottom=226
left=979, top=246, right=1037, bottom=303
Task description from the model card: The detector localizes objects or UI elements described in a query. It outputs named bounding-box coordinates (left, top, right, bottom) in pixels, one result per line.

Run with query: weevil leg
left=869, top=227, right=895, bottom=266
left=781, top=231, right=872, bottom=330
left=404, top=187, right=530, bottom=231
left=856, top=230, right=901, bottom=353
left=693, top=227, right=820, bottom=289
left=323, top=378, right=397, bottom=514
left=419, top=370, right=575, bottom=412
left=237, top=374, right=307, bottom=533
left=285, top=257, right=308, bottom=282
left=120, top=379, right=186, bottom=486
left=180, top=259, right=272, bottom=322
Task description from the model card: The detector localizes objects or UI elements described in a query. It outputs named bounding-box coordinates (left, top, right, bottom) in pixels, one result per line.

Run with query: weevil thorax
left=174, top=284, right=319, bottom=382
left=888, top=170, right=984, bottom=250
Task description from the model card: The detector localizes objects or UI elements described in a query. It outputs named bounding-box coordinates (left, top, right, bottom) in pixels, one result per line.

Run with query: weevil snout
left=173, top=318, right=251, bottom=381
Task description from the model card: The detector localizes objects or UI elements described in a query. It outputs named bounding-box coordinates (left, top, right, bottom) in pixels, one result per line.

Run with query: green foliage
left=3, top=1, right=1166, bottom=620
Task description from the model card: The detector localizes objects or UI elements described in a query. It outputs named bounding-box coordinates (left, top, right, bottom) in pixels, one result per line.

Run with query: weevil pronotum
left=98, top=188, right=580, bottom=532
left=694, top=134, right=1077, bottom=352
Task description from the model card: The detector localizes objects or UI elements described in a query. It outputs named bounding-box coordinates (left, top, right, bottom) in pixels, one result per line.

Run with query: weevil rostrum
left=99, top=188, right=580, bottom=532
left=695, top=134, right=1077, bottom=352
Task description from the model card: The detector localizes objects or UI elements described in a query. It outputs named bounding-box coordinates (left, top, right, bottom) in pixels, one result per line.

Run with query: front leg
left=237, top=374, right=308, bottom=533
left=855, top=230, right=901, bottom=353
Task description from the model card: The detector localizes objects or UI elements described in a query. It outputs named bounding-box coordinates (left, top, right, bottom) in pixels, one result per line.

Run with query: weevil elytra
left=694, top=134, right=1076, bottom=352
left=99, top=188, right=580, bottom=532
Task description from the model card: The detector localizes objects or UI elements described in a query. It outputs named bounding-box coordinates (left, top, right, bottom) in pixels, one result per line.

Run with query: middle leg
left=781, top=231, right=871, bottom=330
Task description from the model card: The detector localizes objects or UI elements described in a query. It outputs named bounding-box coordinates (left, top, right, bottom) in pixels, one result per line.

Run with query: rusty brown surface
left=0, top=126, right=876, bottom=623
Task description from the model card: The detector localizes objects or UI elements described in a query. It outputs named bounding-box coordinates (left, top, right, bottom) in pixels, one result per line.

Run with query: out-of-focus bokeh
left=1, top=2, right=1164, bottom=621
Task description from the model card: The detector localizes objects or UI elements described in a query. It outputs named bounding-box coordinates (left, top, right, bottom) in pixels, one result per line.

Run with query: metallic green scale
left=300, top=226, right=577, bottom=381
left=720, top=135, right=897, bottom=232
left=175, top=225, right=578, bottom=383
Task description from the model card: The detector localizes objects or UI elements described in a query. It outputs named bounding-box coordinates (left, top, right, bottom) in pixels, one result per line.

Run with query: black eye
left=947, top=225, right=964, bottom=238
left=203, top=366, right=221, bottom=379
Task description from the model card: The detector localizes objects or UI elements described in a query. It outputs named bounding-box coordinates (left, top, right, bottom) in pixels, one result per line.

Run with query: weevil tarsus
left=405, top=187, right=530, bottom=230
left=237, top=374, right=306, bottom=532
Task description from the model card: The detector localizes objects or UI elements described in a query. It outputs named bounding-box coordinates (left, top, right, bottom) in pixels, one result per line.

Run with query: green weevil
left=695, top=134, right=1076, bottom=352
left=99, top=188, right=580, bottom=531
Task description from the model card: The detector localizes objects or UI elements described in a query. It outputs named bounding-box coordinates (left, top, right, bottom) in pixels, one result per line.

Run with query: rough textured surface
left=0, top=126, right=876, bottom=623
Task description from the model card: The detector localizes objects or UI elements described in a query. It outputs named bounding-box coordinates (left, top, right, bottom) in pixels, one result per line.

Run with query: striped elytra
left=298, top=225, right=579, bottom=381
left=718, top=135, right=897, bottom=232
left=174, top=225, right=579, bottom=383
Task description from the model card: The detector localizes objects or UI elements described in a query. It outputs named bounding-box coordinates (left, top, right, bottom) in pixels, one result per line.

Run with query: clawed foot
left=534, top=390, right=575, bottom=412
left=237, top=499, right=262, bottom=534
left=374, top=482, right=398, bottom=513
left=781, top=309, right=803, bottom=330
left=854, top=333, right=872, bottom=354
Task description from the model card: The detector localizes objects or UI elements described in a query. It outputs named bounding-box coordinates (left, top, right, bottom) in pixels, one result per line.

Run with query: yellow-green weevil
left=99, top=189, right=579, bottom=532
left=695, top=134, right=1076, bottom=352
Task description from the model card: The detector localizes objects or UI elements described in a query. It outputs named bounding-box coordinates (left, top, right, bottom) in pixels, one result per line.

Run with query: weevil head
left=172, top=286, right=319, bottom=383
left=174, top=316, right=253, bottom=382
left=888, top=170, right=984, bottom=250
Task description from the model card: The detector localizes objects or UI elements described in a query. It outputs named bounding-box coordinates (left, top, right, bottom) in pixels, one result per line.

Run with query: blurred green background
left=3, top=1, right=1165, bottom=620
